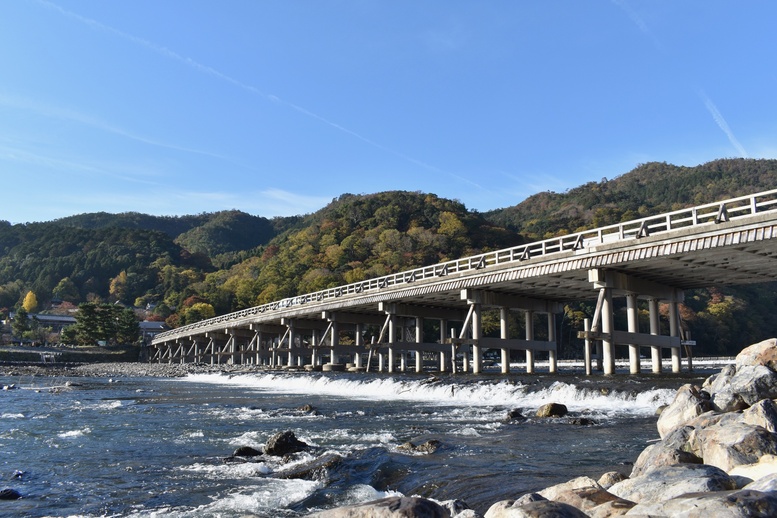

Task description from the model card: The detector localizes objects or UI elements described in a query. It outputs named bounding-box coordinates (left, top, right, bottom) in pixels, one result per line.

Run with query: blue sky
left=1, top=1, right=775, bottom=224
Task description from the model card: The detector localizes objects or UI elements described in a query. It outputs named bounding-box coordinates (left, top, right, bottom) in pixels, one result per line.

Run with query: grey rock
left=630, top=425, right=702, bottom=477
left=0, top=488, right=21, bottom=500
left=656, top=384, right=712, bottom=438
left=744, top=472, right=777, bottom=492
left=609, top=464, right=736, bottom=505
left=597, top=471, right=628, bottom=490
left=710, top=365, right=777, bottom=412
left=264, top=430, right=309, bottom=456
left=625, top=489, right=777, bottom=517
left=735, top=338, right=777, bottom=371
left=397, top=439, right=441, bottom=455
left=535, top=403, right=568, bottom=418
left=692, top=420, right=777, bottom=471
left=310, top=495, right=451, bottom=517
left=274, top=452, right=342, bottom=480
left=484, top=500, right=588, bottom=518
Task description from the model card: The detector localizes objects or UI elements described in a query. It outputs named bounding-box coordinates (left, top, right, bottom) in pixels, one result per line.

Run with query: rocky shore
left=310, top=338, right=777, bottom=517
left=0, top=361, right=271, bottom=379
left=5, top=341, right=777, bottom=517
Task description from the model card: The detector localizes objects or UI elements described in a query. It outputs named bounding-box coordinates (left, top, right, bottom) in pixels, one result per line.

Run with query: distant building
left=10, top=312, right=76, bottom=333
left=140, top=321, right=169, bottom=344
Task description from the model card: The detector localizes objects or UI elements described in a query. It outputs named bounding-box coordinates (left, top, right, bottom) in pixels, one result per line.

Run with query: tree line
left=1, top=158, right=776, bottom=354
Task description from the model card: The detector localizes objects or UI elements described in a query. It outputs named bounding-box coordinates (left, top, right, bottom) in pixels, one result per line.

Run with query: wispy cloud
left=610, top=0, right=664, bottom=52
left=36, top=0, right=447, bottom=178
left=0, top=91, right=237, bottom=164
left=699, top=91, right=748, bottom=158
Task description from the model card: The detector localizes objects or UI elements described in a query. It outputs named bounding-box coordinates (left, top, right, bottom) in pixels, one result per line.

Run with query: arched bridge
left=151, top=189, right=777, bottom=375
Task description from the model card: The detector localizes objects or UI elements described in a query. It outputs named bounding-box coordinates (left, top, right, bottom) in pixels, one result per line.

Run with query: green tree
left=115, top=308, right=140, bottom=345
left=11, top=307, right=29, bottom=338
left=53, top=277, right=80, bottom=302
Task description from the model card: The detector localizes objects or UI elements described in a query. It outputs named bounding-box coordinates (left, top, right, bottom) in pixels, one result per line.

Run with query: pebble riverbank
left=0, top=361, right=271, bottom=379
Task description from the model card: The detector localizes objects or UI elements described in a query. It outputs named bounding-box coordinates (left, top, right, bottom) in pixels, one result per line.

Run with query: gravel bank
left=0, top=362, right=273, bottom=379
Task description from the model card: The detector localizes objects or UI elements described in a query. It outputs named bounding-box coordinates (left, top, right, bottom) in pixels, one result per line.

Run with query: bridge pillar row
left=355, top=323, right=364, bottom=368
left=387, top=313, right=396, bottom=373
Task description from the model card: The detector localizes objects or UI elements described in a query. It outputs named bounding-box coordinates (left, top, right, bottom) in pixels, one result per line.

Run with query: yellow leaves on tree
left=22, top=290, right=38, bottom=313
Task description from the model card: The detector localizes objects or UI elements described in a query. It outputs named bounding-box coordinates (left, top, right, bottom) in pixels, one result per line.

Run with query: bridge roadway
left=151, top=189, right=777, bottom=375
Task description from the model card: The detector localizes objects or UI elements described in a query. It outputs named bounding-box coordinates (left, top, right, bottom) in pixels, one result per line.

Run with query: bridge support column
left=627, top=294, right=640, bottom=374
left=388, top=314, right=396, bottom=373
left=287, top=322, right=297, bottom=367
left=415, top=317, right=423, bottom=373
left=500, top=307, right=510, bottom=374
left=330, top=320, right=339, bottom=365
left=601, top=288, right=616, bottom=375
left=583, top=318, right=592, bottom=375
left=355, top=323, right=364, bottom=368
left=439, top=319, right=448, bottom=372
left=310, top=329, right=319, bottom=367
left=472, top=303, right=482, bottom=374
left=525, top=311, right=535, bottom=374
left=649, top=298, right=662, bottom=373
left=548, top=313, right=557, bottom=373
left=669, top=301, right=681, bottom=373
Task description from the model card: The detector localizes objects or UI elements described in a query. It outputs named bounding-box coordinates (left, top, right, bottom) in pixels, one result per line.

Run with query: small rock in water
left=504, top=408, right=525, bottom=422
left=536, top=402, right=568, bottom=418
left=397, top=439, right=441, bottom=455
left=233, top=446, right=262, bottom=458
left=0, top=488, right=22, bottom=500
left=264, top=430, right=309, bottom=456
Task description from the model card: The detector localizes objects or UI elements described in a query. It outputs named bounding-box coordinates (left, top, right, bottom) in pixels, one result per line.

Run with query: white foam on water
left=179, top=461, right=273, bottom=479
left=57, top=427, right=91, bottom=438
left=1, top=413, right=24, bottom=419
left=128, top=477, right=321, bottom=517
left=184, top=372, right=675, bottom=416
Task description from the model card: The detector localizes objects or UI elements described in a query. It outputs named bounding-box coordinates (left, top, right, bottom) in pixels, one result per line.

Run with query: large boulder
left=709, top=365, right=777, bottom=412
left=608, top=464, right=736, bottom=505
left=690, top=420, right=777, bottom=471
left=310, top=496, right=450, bottom=517
left=744, top=472, right=777, bottom=492
left=625, top=489, right=777, bottom=517
left=264, top=430, right=309, bottom=456
left=630, top=425, right=702, bottom=477
left=536, top=476, right=634, bottom=517
left=735, top=338, right=777, bottom=371
left=485, top=500, right=588, bottom=518
left=742, top=397, right=777, bottom=432
left=656, top=384, right=712, bottom=438
left=730, top=455, right=777, bottom=487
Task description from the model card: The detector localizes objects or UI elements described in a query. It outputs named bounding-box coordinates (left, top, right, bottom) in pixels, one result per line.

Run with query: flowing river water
left=0, top=364, right=725, bottom=517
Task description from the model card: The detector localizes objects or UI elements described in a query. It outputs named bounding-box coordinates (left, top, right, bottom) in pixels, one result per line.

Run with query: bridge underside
left=151, top=194, right=777, bottom=376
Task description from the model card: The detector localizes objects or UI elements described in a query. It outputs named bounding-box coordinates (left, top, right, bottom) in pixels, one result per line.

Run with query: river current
left=0, top=364, right=723, bottom=517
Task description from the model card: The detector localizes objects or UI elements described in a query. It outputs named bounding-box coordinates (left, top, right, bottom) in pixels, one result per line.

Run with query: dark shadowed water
left=0, top=366, right=721, bottom=517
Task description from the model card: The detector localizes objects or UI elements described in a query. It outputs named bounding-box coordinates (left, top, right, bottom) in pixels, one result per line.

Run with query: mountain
left=1, top=158, right=776, bottom=355
left=485, top=158, right=777, bottom=239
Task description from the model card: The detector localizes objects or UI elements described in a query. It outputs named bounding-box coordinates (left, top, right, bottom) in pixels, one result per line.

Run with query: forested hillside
left=1, top=158, right=776, bottom=355
left=485, top=158, right=777, bottom=239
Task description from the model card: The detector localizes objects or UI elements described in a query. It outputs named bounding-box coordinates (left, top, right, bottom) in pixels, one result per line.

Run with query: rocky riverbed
left=310, top=338, right=777, bottom=517
left=0, top=361, right=272, bottom=379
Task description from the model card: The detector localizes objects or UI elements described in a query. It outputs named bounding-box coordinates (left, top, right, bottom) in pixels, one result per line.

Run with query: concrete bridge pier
left=525, top=311, right=535, bottom=374
left=649, top=299, right=661, bottom=373
left=669, top=300, right=681, bottom=373
left=354, top=323, right=364, bottom=368
left=439, top=319, right=449, bottom=372
left=500, top=307, right=510, bottom=374
left=415, top=317, right=423, bottom=373
left=600, top=288, right=616, bottom=375
left=626, top=293, right=640, bottom=374
left=547, top=313, right=558, bottom=373
left=388, top=313, right=396, bottom=373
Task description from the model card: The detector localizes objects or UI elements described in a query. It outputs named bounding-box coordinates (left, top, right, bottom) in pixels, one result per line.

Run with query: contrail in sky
left=36, top=0, right=457, bottom=181
left=700, top=92, right=748, bottom=158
